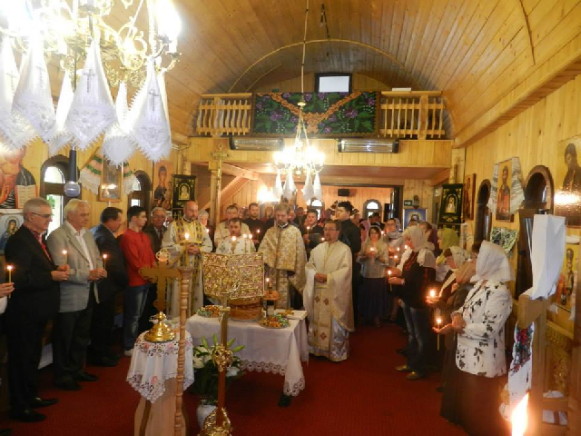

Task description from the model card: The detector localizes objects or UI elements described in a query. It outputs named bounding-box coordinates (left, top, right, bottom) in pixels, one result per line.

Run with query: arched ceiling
left=161, top=0, right=581, bottom=145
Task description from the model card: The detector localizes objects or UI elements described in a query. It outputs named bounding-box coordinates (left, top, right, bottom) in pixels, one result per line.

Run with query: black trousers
left=88, top=293, right=117, bottom=359
left=6, top=311, right=50, bottom=410
left=53, top=297, right=93, bottom=381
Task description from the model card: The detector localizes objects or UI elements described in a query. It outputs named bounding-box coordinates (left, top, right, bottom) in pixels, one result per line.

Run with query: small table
left=186, top=311, right=308, bottom=399
left=127, top=331, right=194, bottom=436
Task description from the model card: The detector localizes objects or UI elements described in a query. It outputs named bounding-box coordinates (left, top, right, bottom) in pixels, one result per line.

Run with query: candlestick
left=102, top=253, right=108, bottom=269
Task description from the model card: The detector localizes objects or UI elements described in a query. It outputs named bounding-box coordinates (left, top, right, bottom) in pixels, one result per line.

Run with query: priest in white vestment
left=304, top=219, right=354, bottom=362
left=258, top=204, right=306, bottom=309
left=162, top=201, right=212, bottom=316
left=216, top=218, right=256, bottom=255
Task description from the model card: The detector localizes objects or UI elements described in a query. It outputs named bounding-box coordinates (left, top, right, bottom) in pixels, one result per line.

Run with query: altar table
left=127, top=331, right=194, bottom=436
left=186, top=311, right=309, bottom=397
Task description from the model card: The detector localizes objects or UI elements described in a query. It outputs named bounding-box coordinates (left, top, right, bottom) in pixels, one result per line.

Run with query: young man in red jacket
left=120, top=206, right=155, bottom=356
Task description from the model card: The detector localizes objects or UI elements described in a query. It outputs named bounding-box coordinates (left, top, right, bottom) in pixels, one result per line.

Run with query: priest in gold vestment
left=258, top=204, right=306, bottom=309
left=304, top=219, right=354, bottom=362
left=162, top=201, right=212, bottom=315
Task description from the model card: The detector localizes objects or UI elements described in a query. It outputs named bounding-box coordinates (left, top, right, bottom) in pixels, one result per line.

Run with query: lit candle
left=182, top=233, right=190, bottom=267
left=429, top=289, right=437, bottom=299
left=6, top=264, right=13, bottom=283
left=184, top=232, right=190, bottom=241
left=321, top=237, right=325, bottom=242
left=387, top=269, right=393, bottom=292
left=102, top=253, right=108, bottom=269
left=435, top=316, right=442, bottom=350
left=511, top=393, right=529, bottom=436
left=257, top=229, right=260, bottom=234
left=62, top=249, right=68, bottom=265
left=231, top=236, right=237, bottom=242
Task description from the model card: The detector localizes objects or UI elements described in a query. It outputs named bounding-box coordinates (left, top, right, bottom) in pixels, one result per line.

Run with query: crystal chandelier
left=0, top=0, right=181, bottom=164
left=272, top=0, right=323, bottom=203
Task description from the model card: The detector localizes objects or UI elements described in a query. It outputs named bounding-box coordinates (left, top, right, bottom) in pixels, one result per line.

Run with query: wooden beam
left=428, top=168, right=450, bottom=186
left=221, top=163, right=259, bottom=181
left=201, top=176, right=249, bottom=212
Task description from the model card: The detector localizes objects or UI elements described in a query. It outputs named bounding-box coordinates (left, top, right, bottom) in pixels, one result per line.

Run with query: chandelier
left=0, top=0, right=181, bottom=164
left=271, top=0, right=323, bottom=203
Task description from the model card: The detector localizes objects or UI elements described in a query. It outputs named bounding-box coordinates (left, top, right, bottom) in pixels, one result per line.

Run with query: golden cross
left=139, top=262, right=180, bottom=312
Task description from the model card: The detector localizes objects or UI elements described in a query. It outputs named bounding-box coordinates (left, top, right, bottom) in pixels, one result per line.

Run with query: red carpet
left=2, top=324, right=467, bottom=435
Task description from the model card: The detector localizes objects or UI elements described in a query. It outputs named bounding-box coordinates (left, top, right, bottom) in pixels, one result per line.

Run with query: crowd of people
left=0, top=196, right=513, bottom=435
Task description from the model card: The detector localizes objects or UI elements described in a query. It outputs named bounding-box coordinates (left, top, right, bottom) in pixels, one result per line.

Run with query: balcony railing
left=195, top=90, right=446, bottom=139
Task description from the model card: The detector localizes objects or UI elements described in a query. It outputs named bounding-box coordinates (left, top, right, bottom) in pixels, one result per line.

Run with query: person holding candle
left=300, top=208, right=324, bottom=256
left=214, top=204, right=250, bottom=249
left=119, top=206, right=156, bottom=357
left=47, top=199, right=106, bottom=391
left=357, top=226, right=388, bottom=327
left=89, top=207, right=128, bottom=367
left=243, top=202, right=265, bottom=249
left=4, top=198, right=69, bottom=422
left=434, top=241, right=512, bottom=435
left=216, top=218, right=256, bottom=254
left=162, top=200, right=212, bottom=314
left=388, top=225, right=436, bottom=380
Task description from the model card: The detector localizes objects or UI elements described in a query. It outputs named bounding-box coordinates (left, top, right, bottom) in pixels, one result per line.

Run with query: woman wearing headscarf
left=435, top=228, right=460, bottom=281
left=357, top=226, right=388, bottom=327
left=388, top=226, right=436, bottom=380
left=437, top=241, right=512, bottom=435
left=429, top=243, right=477, bottom=424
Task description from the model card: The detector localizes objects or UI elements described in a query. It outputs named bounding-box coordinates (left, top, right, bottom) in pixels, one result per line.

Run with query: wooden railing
left=195, top=90, right=447, bottom=139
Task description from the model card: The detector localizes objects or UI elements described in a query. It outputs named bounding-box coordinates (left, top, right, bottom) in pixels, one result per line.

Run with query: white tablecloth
left=186, top=312, right=309, bottom=396
left=126, top=331, right=194, bottom=403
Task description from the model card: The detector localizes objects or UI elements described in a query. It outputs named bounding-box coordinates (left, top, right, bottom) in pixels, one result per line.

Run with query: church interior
left=0, top=0, right=581, bottom=434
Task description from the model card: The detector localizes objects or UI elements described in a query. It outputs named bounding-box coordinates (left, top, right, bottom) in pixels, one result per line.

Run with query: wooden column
left=208, top=143, right=228, bottom=227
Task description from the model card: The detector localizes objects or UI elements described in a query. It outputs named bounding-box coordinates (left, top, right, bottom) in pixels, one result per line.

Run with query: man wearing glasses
left=4, top=198, right=69, bottom=422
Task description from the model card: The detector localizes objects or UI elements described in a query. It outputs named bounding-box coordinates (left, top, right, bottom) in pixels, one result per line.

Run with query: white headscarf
left=472, top=241, right=514, bottom=284
left=401, top=226, right=436, bottom=269
left=449, top=246, right=470, bottom=270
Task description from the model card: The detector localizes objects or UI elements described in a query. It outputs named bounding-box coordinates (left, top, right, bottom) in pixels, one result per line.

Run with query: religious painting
left=463, top=174, right=476, bottom=220
left=153, top=160, right=173, bottom=210
left=555, top=242, right=578, bottom=312
left=403, top=208, right=426, bottom=229
left=98, top=159, right=122, bottom=202
left=0, top=210, right=23, bottom=254
left=495, top=159, right=512, bottom=221
left=0, top=148, right=36, bottom=209
left=490, top=226, right=519, bottom=256
left=172, top=175, right=196, bottom=209
left=438, top=183, right=463, bottom=225
left=554, top=136, right=581, bottom=227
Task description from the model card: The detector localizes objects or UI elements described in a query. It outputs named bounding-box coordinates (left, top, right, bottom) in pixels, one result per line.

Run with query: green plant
left=191, top=335, right=244, bottom=405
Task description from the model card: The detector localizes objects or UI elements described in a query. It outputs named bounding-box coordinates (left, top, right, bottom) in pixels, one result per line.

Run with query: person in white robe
left=162, top=201, right=212, bottom=316
left=216, top=218, right=256, bottom=255
left=304, top=219, right=354, bottom=362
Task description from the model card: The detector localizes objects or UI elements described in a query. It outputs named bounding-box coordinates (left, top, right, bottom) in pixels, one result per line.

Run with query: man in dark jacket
left=89, top=207, right=128, bottom=367
left=5, top=198, right=69, bottom=422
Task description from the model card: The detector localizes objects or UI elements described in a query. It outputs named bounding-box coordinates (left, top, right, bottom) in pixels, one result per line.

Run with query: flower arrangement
left=191, top=335, right=244, bottom=405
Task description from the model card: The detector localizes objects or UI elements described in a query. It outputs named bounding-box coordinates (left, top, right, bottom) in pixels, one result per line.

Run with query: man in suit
left=47, top=199, right=107, bottom=391
left=5, top=198, right=69, bottom=422
left=89, top=207, right=128, bottom=367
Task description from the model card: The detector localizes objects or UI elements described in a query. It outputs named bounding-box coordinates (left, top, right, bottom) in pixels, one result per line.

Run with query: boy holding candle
left=216, top=218, right=256, bottom=255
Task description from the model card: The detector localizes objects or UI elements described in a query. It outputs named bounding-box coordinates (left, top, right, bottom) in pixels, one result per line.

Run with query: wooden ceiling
left=163, top=0, right=581, bottom=147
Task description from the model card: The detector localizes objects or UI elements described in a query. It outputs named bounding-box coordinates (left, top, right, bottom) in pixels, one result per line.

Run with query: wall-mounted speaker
left=338, top=188, right=350, bottom=197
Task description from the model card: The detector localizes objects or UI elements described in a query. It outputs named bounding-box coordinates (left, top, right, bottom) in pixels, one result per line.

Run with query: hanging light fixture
left=0, top=0, right=180, bottom=163
left=272, top=0, right=324, bottom=202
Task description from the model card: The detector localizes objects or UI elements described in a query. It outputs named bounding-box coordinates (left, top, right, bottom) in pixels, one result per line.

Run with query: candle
left=6, top=264, right=13, bottom=283
left=387, top=269, right=392, bottom=292
left=435, top=316, right=442, bottom=350
left=429, top=289, right=437, bottom=299
left=62, top=249, right=68, bottom=265
left=321, top=237, right=325, bottom=242
left=257, top=229, right=260, bottom=234
left=102, top=253, right=108, bottom=269
left=184, top=232, right=190, bottom=241
left=182, top=233, right=190, bottom=267
left=231, top=236, right=237, bottom=242
left=511, top=393, right=529, bottom=436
